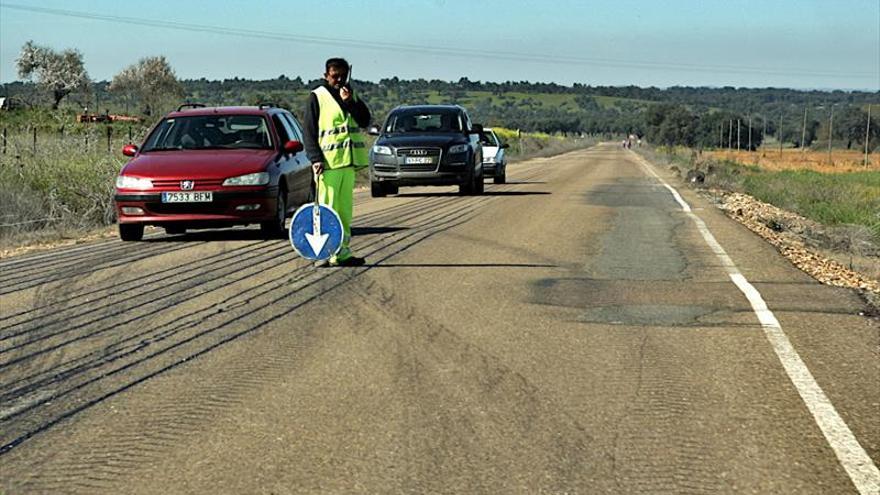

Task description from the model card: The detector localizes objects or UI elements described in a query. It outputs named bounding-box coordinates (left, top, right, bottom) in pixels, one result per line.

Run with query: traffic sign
left=289, top=203, right=343, bottom=260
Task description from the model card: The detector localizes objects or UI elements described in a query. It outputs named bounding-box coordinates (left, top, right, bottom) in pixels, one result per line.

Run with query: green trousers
left=317, top=167, right=355, bottom=262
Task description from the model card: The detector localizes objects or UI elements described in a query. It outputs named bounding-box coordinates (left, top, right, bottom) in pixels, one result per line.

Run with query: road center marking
left=632, top=151, right=880, bottom=495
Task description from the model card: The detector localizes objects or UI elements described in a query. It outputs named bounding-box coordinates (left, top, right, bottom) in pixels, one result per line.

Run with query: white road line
left=631, top=151, right=880, bottom=495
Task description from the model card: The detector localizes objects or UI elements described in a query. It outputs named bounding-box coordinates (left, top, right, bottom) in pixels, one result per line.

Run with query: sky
left=1, top=0, right=878, bottom=91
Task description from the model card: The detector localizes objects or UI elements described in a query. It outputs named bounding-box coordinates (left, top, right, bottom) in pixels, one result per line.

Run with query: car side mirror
left=501, top=143, right=510, bottom=149
left=367, top=125, right=381, bottom=136
left=122, top=144, right=138, bottom=157
left=284, top=140, right=304, bottom=154
left=469, top=124, right=484, bottom=134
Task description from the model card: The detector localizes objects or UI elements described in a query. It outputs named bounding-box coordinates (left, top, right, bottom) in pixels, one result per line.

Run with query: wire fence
left=0, top=125, right=147, bottom=158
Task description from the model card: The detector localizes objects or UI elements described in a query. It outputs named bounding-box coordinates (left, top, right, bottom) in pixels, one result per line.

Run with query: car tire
left=371, top=181, right=387, bottom=198
left=459, top=174, right=474, bottom=195
left=165, top=225, right=186, bottom=235
left=386, top=184, right=399, bottom=195
left=119, top=223, right=144, bottom=242
left=260, top=188, right=287, bottom=238
left=474, top=168, right=484, bottom=194
left=493, top=165, right=506, bottom=184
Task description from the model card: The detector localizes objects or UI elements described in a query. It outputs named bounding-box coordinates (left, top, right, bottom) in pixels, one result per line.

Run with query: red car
left=114, top=104, right=313, bottom=241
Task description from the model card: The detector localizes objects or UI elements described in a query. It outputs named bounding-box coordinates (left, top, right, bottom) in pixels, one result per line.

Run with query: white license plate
left=161, top=191, right=213, bottom=203
left=405, top=157, right=433, bottom=164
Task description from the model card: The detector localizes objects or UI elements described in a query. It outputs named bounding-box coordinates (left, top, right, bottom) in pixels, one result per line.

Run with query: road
left=1, top=144, right=877, bottom=494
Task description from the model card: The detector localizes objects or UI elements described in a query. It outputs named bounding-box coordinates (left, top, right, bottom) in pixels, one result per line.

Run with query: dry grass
left=706, top=149, right=878, bottom=173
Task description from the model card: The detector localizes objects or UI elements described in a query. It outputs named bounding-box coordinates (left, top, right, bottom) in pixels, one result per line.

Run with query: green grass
left=741, top=170, right=880, bottom=238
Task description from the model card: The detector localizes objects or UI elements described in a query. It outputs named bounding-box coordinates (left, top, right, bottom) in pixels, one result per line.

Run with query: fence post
left=128, top=125, right=132, bottom=144
left=107, top=126, right=112, bottom=153
left=33, top=128, right=37, bottom=153
left=2, top=128, right=6, bottom=155
left=85, top=132, right=88, bottom=150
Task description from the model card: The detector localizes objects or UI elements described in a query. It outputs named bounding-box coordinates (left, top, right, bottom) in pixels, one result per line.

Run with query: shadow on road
left=394, top=191, right=551, bottom=198
left=351, top=226, right=409, bottom=236
left=368, top=263, right=557, bottom=268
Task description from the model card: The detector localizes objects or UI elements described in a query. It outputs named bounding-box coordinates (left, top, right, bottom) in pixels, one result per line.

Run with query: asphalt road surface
left=1, top=144, right=877, bottom=494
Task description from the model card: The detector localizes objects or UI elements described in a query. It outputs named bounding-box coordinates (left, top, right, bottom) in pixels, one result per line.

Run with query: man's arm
left=302, top=92, right=324, bottom=164
left=344, top=96, right=371, bottom=129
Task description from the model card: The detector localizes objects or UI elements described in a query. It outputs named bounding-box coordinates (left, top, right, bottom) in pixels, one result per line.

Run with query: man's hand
left=312, top=161, right=324, bottom=176
left=340, top=86, right=352, bottom=102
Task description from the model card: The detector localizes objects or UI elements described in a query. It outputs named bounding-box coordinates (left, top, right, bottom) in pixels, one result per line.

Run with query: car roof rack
left=257, top=102, right=277, bottom=109
left=177, top=103, right=206, bottom=111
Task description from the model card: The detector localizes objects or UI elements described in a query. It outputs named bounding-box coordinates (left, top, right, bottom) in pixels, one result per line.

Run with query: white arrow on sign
left=304, top=203, right=328, bottom=257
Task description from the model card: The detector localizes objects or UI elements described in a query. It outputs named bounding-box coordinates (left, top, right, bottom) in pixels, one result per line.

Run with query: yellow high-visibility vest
left=313, top=86, right=368, bottom=169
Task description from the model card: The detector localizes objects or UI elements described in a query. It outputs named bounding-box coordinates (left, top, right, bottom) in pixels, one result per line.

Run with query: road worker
left=302, top=57, right=371, bottom=267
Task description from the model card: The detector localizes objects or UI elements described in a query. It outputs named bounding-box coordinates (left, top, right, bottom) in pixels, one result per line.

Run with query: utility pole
left=737, top=119, right=741, bottom=150
left=748, top=115, right=752, bottom=151
left=779, top=111, right=784, bottom=154
left=866, top=104, right=872, bottom=167
left=763, top=117, right=767, bottom=148
left=828, top=104, right=834, bottom=164
left=801, top=106, right=808, bottom=152
left=728, top=119, right=733, bottom=149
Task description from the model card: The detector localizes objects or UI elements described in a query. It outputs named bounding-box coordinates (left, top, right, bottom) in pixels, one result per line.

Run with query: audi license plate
left=161, top=191, right=213, bottom=203
left=405, top=156, right=433, bottom=164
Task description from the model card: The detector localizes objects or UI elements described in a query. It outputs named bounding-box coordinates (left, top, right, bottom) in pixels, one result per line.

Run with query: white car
left=480, top=128, right=509, bottom=184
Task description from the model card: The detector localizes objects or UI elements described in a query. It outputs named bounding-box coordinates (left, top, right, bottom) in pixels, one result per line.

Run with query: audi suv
left=368, top=105, right=484, bottom=196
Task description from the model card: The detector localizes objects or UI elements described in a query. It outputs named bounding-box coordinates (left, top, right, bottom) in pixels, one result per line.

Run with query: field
left=706, top=148, right=878, bottom=173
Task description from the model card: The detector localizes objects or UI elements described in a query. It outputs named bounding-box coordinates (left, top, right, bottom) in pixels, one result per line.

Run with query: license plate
left=161, top=191, right=213, bottom=203
left=405, top=156, right=433, bottom=164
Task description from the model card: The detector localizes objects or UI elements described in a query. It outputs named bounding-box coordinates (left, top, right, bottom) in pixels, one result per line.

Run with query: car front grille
left=151, top=179, right=224, bottom=190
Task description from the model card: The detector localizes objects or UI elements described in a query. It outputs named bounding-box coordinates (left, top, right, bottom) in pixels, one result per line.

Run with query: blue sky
left=1, top=0, right=878, bottom=90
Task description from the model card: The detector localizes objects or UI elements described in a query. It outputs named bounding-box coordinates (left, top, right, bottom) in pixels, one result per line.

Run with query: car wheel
left=119, top=223, right=144, bottom=241
left=494, top=165, right=506, bottom=184
left=261, top=188, right=287, bottom=238
left=371, top=181, right=387, bottom=198
left=474, top=167, right=485, bottom=194
left=386, top=184, right=399, bottom=195
left=165, top=225, right=186, bottom=235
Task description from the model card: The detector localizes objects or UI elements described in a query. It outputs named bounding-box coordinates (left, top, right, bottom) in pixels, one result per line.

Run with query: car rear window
left=385, top=110, right=462, bottom=133
left=142, top=115, right=273, bottom=151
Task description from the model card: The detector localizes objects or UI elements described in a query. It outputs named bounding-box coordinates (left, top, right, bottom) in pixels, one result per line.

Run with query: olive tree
left=16, top=40, right=91, bottom=109
left=110, top=56, right=184, bottom=116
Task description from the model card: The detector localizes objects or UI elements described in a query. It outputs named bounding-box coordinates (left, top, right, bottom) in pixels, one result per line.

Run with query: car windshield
left=386, top=110, right=462, bottom=133
left=142, top=115, right=273, bottom=151
left=480, top=131, right=499, bottom=147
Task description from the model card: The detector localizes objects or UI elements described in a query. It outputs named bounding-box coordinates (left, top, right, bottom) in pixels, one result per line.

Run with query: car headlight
left=448, top=144, right=469, bottom=154
left=372, top=145, right=392, bottom=155
left=116, top=175, right=153, bottom=189
left=223, top=172, right=270, bottom=186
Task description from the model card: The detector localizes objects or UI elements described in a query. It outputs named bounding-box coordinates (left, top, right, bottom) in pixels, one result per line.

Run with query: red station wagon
left=113, top=104, right=313, bottom=241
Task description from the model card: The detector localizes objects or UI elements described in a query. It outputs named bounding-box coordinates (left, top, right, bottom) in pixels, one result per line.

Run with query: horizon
left=1, top=0, right=878, bottom=92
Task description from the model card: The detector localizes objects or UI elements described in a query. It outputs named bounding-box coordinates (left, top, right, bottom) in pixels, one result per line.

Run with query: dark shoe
left=332, top=256, right=366, bottom=267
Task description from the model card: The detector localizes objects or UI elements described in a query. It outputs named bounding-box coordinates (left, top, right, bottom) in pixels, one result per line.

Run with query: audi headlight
left=448, top=144, right=469, bottom=154
left=116, top=175, right=153, bottom=189
left=223, top=172, right=270, bottom=186
left=372, top=145, right=392, bottom=155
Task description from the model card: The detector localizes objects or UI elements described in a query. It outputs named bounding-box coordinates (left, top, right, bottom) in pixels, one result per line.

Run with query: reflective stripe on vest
left=313, top=86, right=369, bottom=169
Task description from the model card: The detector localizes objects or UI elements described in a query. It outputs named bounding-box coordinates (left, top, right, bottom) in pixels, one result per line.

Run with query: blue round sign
left=289, top=203, right=343, bottom=261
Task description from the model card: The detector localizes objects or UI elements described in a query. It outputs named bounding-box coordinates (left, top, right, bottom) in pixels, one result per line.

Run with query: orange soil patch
left=706, top=149, right=878, bottom=173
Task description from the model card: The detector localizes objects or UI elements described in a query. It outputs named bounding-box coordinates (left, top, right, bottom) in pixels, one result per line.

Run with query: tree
left=110, top=56, right=184, bottom=116
left=16, top=40, right=90, bottom=109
